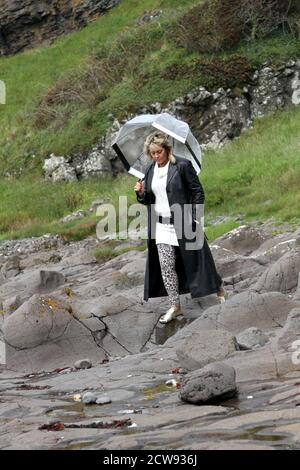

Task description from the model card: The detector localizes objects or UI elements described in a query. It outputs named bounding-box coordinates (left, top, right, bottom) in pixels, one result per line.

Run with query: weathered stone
left=38, top=270, right=65, bottom=293
left=215, top=225, right=266, bottom=256
left=59, top=210, right=88, bottom=224
left=43, top=154, right=77, bottom=182
left=236, top=327, right=269, bottom=350
left=0, top=0, right=122, bottom=57
left=254, top=250, right=300, bottom=294
left=96, top=394, right=112, bottom=405
left=3, top=294, right=107, bottom=372
left=179, top=362, right=237, bottom=404
left=196, top=291, right=296, bottom=336
left=74, top=359, right=92, bottom=370
left=272, top=308, right=300, bottom=353
left=82, top=392, right=98, bottom=404
left=176, top=329, right=238, bottom=371
left=0, top=255, right=21, bottom=279
left=2, top=295, right=22, bottom=319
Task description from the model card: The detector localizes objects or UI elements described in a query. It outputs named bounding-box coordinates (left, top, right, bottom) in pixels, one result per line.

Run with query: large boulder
left=43, top=154, right=77, bottom=182
left=254, top=250, right=300, bottom=294
left=179, top=362, right=237, bottom=404
left=214, top=225, right=266, bottom=256
left=3, top=294, right=107, bottom=373
left=202, top=291, right=297, bottom=334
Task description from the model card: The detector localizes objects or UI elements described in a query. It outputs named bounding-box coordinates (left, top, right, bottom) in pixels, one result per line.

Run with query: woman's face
left=149, top=144, right=169, bottom=166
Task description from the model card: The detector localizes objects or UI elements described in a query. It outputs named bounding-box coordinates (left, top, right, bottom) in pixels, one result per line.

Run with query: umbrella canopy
left=112, top=113, right=202, bottom=179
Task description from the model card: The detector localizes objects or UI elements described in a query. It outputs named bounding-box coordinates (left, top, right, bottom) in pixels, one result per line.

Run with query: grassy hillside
left=0, top=0, right=299, bottom=176
left=1, top=104, right=300, bottom=243
left=0, top=0, right=300, bottom=243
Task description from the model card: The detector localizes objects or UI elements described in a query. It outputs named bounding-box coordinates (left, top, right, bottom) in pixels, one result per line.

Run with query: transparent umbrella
left=111, top=112, right=202, bottom=179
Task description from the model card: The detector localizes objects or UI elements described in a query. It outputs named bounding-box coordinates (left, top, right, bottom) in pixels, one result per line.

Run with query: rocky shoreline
left=1, top=220, right=300, bottom=449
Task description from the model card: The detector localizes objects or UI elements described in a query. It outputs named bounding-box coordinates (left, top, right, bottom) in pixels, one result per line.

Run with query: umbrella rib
left=186, top=141, right=202, bottom=170
left=112, top=143, right=130, bottom=171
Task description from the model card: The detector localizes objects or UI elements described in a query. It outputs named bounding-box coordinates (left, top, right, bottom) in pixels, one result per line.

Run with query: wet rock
left=74, top=359, right=92, bottom=370
left=176, top=330, right=238, bottom=371
left=236, top=327, right=269, bottom=350
left=96, top=395, right=112, bottom=405
left=82, top=392, right=98, bottom=404
left=179, top=362, right=237, bottom=404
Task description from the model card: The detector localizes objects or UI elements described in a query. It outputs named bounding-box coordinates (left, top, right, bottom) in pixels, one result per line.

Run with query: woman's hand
left=134, top=180, right=145, bottom=195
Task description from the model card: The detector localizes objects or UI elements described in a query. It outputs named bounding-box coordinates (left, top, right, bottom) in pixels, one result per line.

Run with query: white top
left=151, top=161, right=179, bottom=246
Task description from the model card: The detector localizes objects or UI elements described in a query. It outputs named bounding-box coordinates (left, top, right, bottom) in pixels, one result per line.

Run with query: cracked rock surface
left=1, top=220, right=300, bottom=449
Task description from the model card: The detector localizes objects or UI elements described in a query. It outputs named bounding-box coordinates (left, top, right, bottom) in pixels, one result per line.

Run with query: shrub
left=162, top=55, right=253, bottom=90
left=170, top=0, right=243, bottom=53
left=171, top=0, right=300, bottom=54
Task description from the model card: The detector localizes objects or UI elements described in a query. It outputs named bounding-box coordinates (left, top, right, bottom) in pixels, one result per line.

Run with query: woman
left=134, top=131, right=225, bottom=323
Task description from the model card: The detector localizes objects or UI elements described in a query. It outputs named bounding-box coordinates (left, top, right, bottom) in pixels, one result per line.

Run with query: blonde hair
left=143, top=131, right=176, bottom=164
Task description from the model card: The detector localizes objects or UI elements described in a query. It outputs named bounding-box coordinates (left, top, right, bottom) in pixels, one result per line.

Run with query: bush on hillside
left=169, top=0, right=243, bottom=53
left=162, top=55, right=253, bottom=91
left=172, top=0, right=300, bottom=53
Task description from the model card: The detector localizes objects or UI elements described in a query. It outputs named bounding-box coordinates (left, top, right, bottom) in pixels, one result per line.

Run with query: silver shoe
left=159, top=305, right=182, bottom=324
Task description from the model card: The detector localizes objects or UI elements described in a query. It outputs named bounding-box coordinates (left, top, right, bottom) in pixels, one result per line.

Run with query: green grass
left=1, top=0, right=300, bottom=243
left=1, top=0, right=299, bottom=176
left=1, top=103, right=300, bottom=243
left=92, top=243, right=147, bottom=264
left=201, top=106, right=300, bottom=225
left=0, top=0, right=200, bottom=175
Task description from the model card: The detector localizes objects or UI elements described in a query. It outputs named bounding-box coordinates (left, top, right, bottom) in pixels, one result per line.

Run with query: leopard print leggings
left=157, top=243, right=180, bottom=307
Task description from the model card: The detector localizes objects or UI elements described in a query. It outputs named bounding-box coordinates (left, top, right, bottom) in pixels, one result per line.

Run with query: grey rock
left=43, top=154, right=77, bottom=182
left=82, top=391, right=98, bottom=404
left=293, top=272, right=300, bottom=301
left=0, top=0, right=122, bottom=57
left=3, top=293, right=107, bottom=373
left=254, top=250, right=300, bottom=294
left=236, top=327, right=268, bottom=350
left=215, top=225, right=266, bottom=256
left=176, top=329, right=238, bottom=371
left=96, top=394, right=112, bottom=405
left=272, top=308, right=300, bottom=352
left=80, top=148, right=111, bottom=180
left=0, top=234, right=65, bottom=257
left=179, top=362, right=237, bottom=404
left=74, top=359, right=92, bottom=370
left=0, top=255, right=21, bottom=279
left=89, top=198, right=106, bottom=213
left=59, top=210, right=88, bottom=224
left=38, top=270, right=65, bottom=293
left=2, top=295, right=22, bottom=319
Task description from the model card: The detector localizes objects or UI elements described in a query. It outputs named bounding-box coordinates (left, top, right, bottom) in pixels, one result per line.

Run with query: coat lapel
left=146, top=160, right=177, bottom=192
left=166, top=161, right=177, bottom=188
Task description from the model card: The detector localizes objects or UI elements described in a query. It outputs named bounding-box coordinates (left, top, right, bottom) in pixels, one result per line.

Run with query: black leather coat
left=136, top=156, right=222, bottom=301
